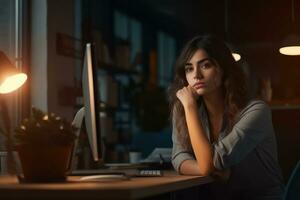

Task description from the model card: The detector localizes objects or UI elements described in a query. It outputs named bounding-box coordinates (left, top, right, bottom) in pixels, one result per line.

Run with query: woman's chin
left=195, top=88, right=206, bottom=96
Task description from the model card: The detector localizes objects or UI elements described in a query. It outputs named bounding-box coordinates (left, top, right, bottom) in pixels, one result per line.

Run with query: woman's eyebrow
left=185, top=58, right=210, bottom=66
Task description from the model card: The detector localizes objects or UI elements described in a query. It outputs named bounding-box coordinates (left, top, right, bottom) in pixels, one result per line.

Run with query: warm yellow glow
left=279, top=46, right=300, bottom=55
left=232, top=53, right=241, bottom=61
left=0, top=73, right=27, bottom=94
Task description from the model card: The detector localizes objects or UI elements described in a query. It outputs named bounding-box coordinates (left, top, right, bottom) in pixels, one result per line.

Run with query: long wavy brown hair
left=168, top=35, right=249, bottom=150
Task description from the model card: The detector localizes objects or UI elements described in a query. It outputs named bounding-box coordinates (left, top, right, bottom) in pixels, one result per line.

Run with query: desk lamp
left=0, top=51, right=27, bottom=94
left=0, top=51, right=27, bottom=173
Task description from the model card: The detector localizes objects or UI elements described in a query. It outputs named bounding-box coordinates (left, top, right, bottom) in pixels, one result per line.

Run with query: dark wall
left=272, top=108, right=300, bottom=183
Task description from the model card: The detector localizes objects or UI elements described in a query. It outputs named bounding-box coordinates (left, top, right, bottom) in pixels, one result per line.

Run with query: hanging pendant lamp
left=224, top=0, right=241, bottom=61
left=279, top=0, right=300, bottom=56
left=232, top=53, right=241, bottom=61
left=226, top=42, right=241, bottom=61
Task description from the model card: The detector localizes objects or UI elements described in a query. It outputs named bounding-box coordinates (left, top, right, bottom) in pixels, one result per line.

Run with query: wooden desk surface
left=0, top=171, right=213, bottom=200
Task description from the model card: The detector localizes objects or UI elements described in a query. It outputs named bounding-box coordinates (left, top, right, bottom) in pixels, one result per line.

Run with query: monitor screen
left=82, top=43, right=102, bottom=162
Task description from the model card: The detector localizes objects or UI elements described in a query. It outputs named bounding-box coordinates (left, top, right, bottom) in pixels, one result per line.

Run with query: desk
left=0, top=171, right=213, bottom=200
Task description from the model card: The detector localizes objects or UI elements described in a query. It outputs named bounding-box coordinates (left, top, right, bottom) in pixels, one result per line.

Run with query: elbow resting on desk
left=179, top=159, right=214, bottom=176
left=179, top=159, right=230, bottom=181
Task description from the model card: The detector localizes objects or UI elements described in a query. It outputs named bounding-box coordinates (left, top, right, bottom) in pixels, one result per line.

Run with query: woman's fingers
left=187, top=85, right=199, bottom=99
left=176, top=86, right=195, bottom=98
left=187, top=85, right=196, bottom=93
left=176, top=86, right=198, bottom=107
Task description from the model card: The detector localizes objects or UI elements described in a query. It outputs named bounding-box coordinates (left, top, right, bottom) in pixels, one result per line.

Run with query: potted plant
left=14, top=107, right=77, bottom=182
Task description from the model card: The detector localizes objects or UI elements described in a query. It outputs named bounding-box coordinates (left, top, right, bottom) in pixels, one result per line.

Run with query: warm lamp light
left=0, top=50, right=27, bottom=174
left=279, top=0, right=300, bottom=56
left=0, top=51, right=27, bottom=93
left=279, top=46, right=300, bottom=56
left=279, top=34, right=300, bottom=55
left=232, top=52, right=241, bottom=61
left=0, top=73, right=27, bottom=94
left=226, top=42, right=242, bottom=62
left=224, top=0, right=241, bottom=62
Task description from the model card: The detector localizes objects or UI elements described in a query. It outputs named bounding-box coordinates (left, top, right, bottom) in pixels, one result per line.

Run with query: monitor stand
left=69, top=107, right=85, bottom=171
left=70, top=108, right=131, bottom=181
left=78, top=173, right=130, bottom=182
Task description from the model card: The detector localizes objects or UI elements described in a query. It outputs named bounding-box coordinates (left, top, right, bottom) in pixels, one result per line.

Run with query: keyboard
left=70, top=169, right=163, bottom=178
left=136, top=170, right=163, bottom=177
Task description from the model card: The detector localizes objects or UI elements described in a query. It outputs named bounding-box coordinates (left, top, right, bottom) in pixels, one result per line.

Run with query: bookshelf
left=76, top=0, right=181, bottom=165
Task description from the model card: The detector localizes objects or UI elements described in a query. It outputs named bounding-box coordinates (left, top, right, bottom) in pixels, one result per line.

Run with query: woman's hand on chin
left=176, top=85, right=199, bottom=108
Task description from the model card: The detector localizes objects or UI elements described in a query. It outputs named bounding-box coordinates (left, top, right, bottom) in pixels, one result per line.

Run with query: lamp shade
left=232, top=52, right=241, bottom=62
left=0, top=51, right=27, bottom=94
left=279, top=33, right=300, bottom=56
left=226, top=42, right=241, bottom=61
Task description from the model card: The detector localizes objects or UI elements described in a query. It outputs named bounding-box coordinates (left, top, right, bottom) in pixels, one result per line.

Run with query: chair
left=284, top=160, right=300, bottom=200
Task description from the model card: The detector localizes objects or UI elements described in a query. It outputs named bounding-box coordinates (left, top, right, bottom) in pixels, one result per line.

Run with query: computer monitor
left=70, top=44, right=164, bottom=177
left=69, top=44, right=133, bottom=179
left=82, top=43, right=102, bottom=162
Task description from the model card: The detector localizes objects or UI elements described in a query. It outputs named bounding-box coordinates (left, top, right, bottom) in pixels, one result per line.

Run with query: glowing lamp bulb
left=0, top=73, right=27, bottom=94
left=232, top=53, right=241, bottom=61
left=279, top=46, right=300, bottom=56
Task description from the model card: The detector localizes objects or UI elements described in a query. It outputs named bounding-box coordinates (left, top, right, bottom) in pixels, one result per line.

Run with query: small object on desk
left=140, top=148, right=173, bottom=169
left=129, top=151, right=142, bottom=163
left=136, top=170, right=163, bottom=177
left=141, top=148, right=171, bottom=163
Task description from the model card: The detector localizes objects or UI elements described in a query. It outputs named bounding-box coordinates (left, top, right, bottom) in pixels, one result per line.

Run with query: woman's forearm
left=184, top=104, right=214, bottom=176
left=179, top=159, right=201, bottom=175
left=180, top=159, right=230, bottom=181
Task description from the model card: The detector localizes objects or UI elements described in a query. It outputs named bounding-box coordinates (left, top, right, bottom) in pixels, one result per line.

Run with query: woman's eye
left=201, top=62, right=212, bottom=69
left=185, top=66, right=193, bottom=73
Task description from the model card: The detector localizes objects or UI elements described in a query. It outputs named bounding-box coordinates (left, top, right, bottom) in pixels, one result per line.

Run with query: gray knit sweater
left=172, top=100, right=284, bottom=199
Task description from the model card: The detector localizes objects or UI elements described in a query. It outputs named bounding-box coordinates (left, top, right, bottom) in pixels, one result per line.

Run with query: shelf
left=98, top=62, right=139, bottom=76
left=102, top=106, right=131, bottom=113
left=74, top=98, right=131, bottom=113
left=271, top=105, right=300, bottom=110
left=270, top=99, right=300, bottom=110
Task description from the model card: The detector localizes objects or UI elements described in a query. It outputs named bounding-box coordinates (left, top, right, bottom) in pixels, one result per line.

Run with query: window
left=157, top=31, right=176, bottom=87
left=113, top=11, right=143, bottom=133
left=114, top=10, right=142, bottom=65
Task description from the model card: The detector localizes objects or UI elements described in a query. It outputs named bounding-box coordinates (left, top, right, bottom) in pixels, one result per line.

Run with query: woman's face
left=185, top=49, right=223, bottom=96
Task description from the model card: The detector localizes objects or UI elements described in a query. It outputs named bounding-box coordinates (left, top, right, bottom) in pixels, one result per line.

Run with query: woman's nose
left=194, top=67, right=203, bottom=79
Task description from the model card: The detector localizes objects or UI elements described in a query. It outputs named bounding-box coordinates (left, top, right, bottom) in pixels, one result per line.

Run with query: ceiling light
left=279, top=33, right=300, bottom=55
left=279, top=0, right=300, bottom=55
left=225, top=0, right=241, bottom=61
left=232, top=52, right=241, bottom=61
left=226, top=42, right=241, bottom=61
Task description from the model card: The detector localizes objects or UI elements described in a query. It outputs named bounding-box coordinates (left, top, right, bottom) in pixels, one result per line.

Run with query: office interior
left=0, top=0, right=299, bottom=191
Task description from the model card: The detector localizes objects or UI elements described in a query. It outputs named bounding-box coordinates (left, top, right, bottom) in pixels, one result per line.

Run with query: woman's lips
left=193, top=83, right=205, bottom=89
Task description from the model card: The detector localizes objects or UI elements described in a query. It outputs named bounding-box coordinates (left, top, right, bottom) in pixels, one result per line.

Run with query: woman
left=169, top=35, right=283, bottom=199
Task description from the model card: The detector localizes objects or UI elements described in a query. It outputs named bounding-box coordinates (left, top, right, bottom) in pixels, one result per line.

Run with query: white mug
left=129, top=151, right=142, bottom=164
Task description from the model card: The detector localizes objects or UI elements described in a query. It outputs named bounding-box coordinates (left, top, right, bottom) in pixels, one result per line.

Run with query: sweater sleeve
left=213, top=101, right=273, bottom=170
left=171, top=116, right=195, bottom=172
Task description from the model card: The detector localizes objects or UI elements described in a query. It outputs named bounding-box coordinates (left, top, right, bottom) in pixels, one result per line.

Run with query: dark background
left=77, top=0, right=300, bottom=182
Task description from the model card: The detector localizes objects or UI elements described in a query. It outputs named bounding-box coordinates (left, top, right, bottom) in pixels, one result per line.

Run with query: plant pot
left=16, top=144, right=73, bottom=182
